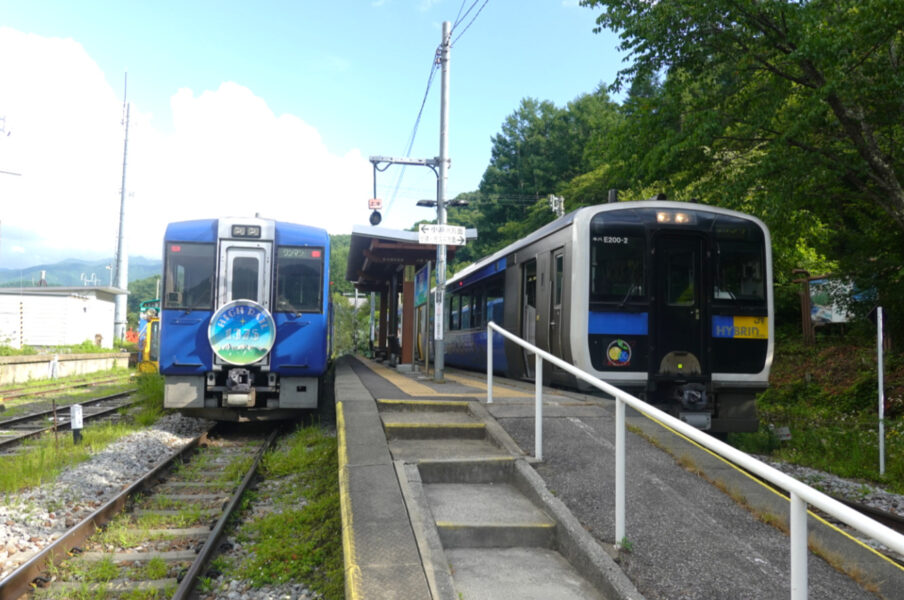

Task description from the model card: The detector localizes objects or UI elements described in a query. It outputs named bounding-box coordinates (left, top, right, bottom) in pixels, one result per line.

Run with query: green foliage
left=0, top=345, right=38, bottom=356
left=329, top=234, right=354, bottom=295
left=578, top=0, right=904, bottom=337
left=331, top=292, right=371, bottom=357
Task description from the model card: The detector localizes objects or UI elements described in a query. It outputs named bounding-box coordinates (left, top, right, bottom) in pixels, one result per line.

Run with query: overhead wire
left=451, top=0, right=490, bottom=47
left=384, top=0, right=491, bottom=217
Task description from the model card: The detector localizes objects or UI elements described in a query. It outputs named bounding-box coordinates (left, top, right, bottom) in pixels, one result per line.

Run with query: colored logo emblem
left=606, top=339, right=632, bottom=367
left=208, top=300, right=276, bottom=365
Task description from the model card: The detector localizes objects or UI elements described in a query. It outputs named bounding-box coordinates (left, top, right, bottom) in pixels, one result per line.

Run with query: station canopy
left=345, top=224, right=474, bottom=292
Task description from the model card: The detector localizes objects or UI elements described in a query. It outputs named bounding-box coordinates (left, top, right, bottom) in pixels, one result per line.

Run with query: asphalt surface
left=342, top=356, right=902, bottom=599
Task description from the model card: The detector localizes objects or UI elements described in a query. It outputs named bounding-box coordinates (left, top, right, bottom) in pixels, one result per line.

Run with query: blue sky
left=0, top=1, right=626, bottom=269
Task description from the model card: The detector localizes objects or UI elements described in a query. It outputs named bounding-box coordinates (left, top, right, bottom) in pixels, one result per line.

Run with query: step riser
left=437, top=524, right=556, bottom=549
left=384, top=425, right=487, bottom=440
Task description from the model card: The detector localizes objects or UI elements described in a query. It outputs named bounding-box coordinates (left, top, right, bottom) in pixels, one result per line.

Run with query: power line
left=451, top=0, right=490, bottom=47
left=385, top=2, right=490, bottom=215
left=385, top=55, right=440, bottom=216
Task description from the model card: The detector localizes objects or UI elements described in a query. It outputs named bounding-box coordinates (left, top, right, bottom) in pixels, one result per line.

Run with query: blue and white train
left=159, top=217, right=331, bottom=421
left=443, top=200, right=773, bottom=434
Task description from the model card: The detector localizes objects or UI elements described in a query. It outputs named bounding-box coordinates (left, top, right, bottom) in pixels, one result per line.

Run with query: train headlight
left=232, top=224, right=262, bottom=238
left=656, top=211, right=696, bottom=225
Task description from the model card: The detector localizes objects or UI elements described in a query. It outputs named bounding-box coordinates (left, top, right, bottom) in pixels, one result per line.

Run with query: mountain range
left=0, top=256, right=162, bottom=287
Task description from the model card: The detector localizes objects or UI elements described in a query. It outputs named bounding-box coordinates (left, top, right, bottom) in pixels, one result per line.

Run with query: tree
left=582, top=0, right=904, bottom=335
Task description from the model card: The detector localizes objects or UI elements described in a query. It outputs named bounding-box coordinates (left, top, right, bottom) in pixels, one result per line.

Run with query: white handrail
left=486, top=321, right=904, bottom=600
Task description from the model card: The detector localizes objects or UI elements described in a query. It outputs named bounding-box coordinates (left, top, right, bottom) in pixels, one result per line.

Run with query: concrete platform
left=337, top=355, right=642, bottom=600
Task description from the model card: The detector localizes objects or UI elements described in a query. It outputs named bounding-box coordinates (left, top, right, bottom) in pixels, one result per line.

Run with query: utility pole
left=434, top=20, right=451, bottom=382
left=113, top=76, right=130, bottom=343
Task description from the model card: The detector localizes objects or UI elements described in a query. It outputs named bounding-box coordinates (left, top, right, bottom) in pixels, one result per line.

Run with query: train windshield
left=276, top=246, right=324, bottom=312
left=164, top=243, right=215, bottom=310
left=713, top=220, right=766, bottom=304
left=589, top=232, right=646, bottom=303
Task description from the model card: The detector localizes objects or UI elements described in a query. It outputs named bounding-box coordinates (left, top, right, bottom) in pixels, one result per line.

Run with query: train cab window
left=232, top=257, right=259, bottom=301
left=276, top=246, right=323, bottom=312
left=589, top=234, right=645, bottom=303
left=714, top=241, right=765, bottom=302
left=164, top=243, right=215, bottom=310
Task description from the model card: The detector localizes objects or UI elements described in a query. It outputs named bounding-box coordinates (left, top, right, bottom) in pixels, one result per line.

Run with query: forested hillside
left=439, top=0, right=903, bottom=339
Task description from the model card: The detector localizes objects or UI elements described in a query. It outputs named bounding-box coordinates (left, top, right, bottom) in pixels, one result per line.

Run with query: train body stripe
left=712, top=316, right=769, bottom=339
left=588, top=311, right=648, bottom=335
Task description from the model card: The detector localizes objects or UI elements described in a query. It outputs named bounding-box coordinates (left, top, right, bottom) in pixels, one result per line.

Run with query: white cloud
left=0, top=28, right=373, bottom=268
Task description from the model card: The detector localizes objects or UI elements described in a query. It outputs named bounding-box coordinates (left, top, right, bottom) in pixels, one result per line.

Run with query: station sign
left=418, top=224, right=466, bottom=246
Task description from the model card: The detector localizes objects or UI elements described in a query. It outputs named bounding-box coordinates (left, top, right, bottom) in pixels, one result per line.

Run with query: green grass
left=230, top=424, right=343, bottom=599
left=729, top=334, right=904, bottom=494
left=0, top=373, right=166, bottom=494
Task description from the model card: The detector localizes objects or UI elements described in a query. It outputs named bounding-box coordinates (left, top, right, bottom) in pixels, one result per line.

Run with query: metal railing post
left=790, top=492, right=807, bottom=600
left=535, top=353, right=543, bottom=461
left=487, top=324, right=493, bottom=404
left=615, top=397, right=625, bottom=547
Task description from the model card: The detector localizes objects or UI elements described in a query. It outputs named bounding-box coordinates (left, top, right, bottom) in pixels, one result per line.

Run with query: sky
left=0, top=0, right=626, bottom=270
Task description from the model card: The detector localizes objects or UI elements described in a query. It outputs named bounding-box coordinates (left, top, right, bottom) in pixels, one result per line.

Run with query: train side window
left=164, top=243, right=215, bottom=310
left=276, top=246, right=324, bottom=312
left=461, top=293, right=472, bottom=329
left=232, top=257, right=259, bottom=301
left=589, top=235, right=645, bottom=302
left=471, top=289, right=484, bottom=327
left=450, top=294, right=461, bottom=330
left=486, top=280, right=504, bottom=323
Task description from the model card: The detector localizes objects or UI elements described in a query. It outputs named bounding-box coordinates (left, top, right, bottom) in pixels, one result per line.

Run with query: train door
left=652, top=234, right=706, bottom=375
left=217, top=243, right=272, bottom=309
left=521, top=259, right=537, bottom=377
left=549, top=249, right=564, bottom=357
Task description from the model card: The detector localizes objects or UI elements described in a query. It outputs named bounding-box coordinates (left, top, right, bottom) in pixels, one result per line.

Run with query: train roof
left=164, top=217, right=329, bottom=245
left=446, top=200, right=769, bottom=288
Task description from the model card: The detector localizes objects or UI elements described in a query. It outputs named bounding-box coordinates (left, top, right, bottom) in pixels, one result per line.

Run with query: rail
left=485, top=321, right=904, bottom=600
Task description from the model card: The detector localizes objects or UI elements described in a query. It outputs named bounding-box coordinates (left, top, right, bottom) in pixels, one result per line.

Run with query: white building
left=0, top=286, right=125, bottom=349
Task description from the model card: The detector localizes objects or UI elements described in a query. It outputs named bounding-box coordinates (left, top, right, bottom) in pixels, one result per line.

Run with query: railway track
left=0, top=392, right=137, bottom=454
left=0, top=427, right=277, bottom=600
left=0, top=376, right=133, bottom=402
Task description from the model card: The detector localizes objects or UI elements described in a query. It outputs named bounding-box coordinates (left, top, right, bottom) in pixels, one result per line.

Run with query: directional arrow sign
left=418, top=224, right=466, bottom=246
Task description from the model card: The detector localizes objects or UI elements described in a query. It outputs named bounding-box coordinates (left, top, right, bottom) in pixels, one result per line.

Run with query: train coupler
left=224, top=368, right=255, bottom=407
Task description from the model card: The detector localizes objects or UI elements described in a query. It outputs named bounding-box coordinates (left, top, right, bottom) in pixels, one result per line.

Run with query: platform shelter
left=345, top=224, right=473, bottom=368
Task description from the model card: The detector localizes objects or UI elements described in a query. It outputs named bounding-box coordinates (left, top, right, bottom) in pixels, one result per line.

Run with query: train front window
left=666, top=250, right=696, bottom=306
left=714, top=241, right=765, bottom=303
left=164, top=243, right=215, bottom=310
left=276, top=246, right=323, bottom=312
left=589, top=234, right=645, bottom=303
left=232, top=257, right=259, bottom=301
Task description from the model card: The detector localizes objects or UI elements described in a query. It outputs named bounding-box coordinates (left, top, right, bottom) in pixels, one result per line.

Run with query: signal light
left=369, top=210, right=382, bottom=226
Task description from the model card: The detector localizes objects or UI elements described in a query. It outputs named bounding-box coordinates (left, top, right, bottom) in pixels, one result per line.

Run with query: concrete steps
left=380, top=399, right=637, bottom=600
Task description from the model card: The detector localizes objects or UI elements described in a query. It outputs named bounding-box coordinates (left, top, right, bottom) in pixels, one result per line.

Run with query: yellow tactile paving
left=443, top=373, right=532, bottom=398
left=366, top=360, right=532, bottom=399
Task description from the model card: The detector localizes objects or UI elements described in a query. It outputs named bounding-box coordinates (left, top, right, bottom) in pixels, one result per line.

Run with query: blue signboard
left=415, top=263, right=430, bottom=307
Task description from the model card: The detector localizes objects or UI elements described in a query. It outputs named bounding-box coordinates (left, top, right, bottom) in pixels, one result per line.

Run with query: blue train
left=443, top=200, right=773, bottom=434
left=159, top=217, right=331, bottom=421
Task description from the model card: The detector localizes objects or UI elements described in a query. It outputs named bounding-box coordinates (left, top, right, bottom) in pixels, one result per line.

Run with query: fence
left=486, top=321, right=904, bottom=600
